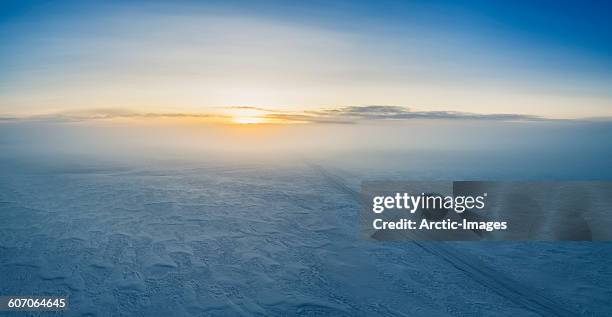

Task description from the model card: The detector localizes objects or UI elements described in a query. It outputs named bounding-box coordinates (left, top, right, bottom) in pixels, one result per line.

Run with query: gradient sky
left=1, top=0, right=611, bottom=119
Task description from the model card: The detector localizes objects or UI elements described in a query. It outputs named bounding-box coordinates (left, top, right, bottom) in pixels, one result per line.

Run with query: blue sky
left=1, top=0, right=611, bottom=119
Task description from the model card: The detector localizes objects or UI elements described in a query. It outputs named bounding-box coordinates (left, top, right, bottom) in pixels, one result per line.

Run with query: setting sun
left=232, top=116, right=265, bottom=124
left=226, top=107, right=268, bottom=124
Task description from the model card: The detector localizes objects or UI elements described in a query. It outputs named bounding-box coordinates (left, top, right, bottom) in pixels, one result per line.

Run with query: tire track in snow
left=308, top=163, right=578, bottom=317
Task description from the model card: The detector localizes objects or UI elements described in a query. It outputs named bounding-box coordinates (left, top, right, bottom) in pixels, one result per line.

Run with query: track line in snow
left=308, top=163, right=578, bottom=317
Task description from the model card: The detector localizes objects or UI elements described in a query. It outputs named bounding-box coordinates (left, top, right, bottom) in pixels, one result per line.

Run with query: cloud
left=222, top=106, right=278, bottom=113
left=0, top=105, right=583, bottom=125
left=61, top=108, right=217, bottom=120
left=266, top=105, right=546, bottom=123
left=0, top=116, right=18, bottom=122
left=263, top=113, right=355, bottom=124
left=1, top=109, right=219, bottom=123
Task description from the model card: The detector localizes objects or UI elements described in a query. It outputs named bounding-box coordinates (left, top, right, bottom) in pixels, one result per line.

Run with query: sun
left=227, top=108, right=268, bottom=124
left=232, top=116, right=265, bottom=124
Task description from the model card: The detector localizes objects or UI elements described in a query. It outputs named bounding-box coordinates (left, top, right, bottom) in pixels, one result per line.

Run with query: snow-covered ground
left=1, top=155, right=611, bottom=316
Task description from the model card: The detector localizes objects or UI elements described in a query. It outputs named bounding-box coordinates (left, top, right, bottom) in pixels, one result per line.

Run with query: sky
left=1, top=0, right=611, bottom=121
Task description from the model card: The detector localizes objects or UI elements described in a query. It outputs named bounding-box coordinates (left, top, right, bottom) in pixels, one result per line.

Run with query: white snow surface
left=1, top=158, right=611, bottom=316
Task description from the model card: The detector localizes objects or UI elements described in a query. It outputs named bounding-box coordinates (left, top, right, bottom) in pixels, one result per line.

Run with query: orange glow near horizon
left=232, top=116, right=265, bottom=124
left=226, top=108, right=268, bottom=124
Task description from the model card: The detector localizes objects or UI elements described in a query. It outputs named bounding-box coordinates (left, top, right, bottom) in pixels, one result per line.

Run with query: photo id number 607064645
left=0, top=296, right=68, bottom=311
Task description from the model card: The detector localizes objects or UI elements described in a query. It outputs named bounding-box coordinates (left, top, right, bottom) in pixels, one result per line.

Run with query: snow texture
left=1, top=157, right=611, bottom=316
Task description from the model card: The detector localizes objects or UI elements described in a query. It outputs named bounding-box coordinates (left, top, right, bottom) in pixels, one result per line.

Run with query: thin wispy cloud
left=4, top=109, right=218, bottom=123
left=222, top=106, right=280, bottom=113
left=0, top=105, right=567, bottom=124
left=61, top=109, right=215, bottom=120
left=298, top=106, right=546, bottom=123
